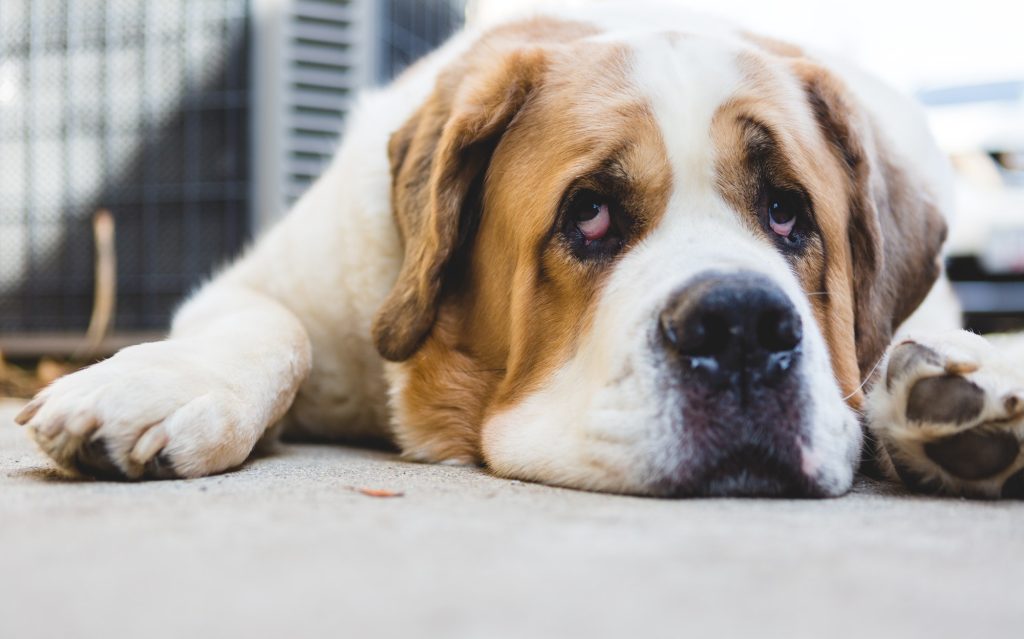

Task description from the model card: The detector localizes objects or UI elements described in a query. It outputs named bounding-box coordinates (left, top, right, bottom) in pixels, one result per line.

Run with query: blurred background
left=0, top=0, right=1022, bottom=370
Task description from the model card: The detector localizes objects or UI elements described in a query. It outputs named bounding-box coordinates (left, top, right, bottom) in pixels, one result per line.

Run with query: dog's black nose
left=659, top=272, right=802, bottom=384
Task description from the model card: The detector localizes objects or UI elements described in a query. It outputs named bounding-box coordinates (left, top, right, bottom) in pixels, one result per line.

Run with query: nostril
left=661, top=310, right=732, bottom=357
left=757, top=308, right=802, bottom=353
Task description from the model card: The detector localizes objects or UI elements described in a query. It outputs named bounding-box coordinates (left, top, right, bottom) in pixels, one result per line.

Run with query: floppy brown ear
left=372, top=49, right=548, bottom=362
left=798, top=63, right=948, bottom=377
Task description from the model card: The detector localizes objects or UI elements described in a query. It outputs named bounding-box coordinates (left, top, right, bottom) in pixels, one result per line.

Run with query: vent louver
left=281, top=0, right=357, bottom=206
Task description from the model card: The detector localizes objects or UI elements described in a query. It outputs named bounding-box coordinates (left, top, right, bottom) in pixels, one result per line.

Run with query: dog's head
left=373, top=18, right=947, bottom=496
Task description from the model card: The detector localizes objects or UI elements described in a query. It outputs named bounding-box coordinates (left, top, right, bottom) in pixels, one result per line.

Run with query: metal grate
left=378, top=0, right=465, bottom=83
left=275, top=0, right=466, bottom=210
left=280, top=0, right=356, bottom=207
left=0, top=0, right=250, bottom=333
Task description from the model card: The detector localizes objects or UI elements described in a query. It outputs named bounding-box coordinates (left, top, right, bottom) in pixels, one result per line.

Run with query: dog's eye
left=562, top=189, right=624, bottom=260
left=762, top=187, right=806, bottom=245
left=571, top=194, right=611, bottom=244
left=768, top=199, right=796, bottom=238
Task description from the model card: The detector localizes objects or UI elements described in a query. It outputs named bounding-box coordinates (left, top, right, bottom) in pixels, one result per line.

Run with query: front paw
left=867, top=331, right=1024, bottom=498
left=16, top=342, right=253, bottom=480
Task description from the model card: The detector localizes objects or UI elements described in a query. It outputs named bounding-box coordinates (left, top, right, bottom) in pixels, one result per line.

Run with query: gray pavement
left=1, top=399, right=1022, bottom=639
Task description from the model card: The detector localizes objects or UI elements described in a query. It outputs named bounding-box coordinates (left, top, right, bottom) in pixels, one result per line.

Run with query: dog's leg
left=866, top=330, right=1024, bottom=498
left=13, top=73, right=412, bottom=479
left=15, top=283, right=312, bottom=480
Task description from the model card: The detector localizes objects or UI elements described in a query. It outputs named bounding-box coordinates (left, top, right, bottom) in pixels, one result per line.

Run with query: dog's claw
left=944, top=359, right=979, bottom=376
left=130, top=425, right=170, bottom=465
left=1003, top=391, right=1024, bottom=418
left=14, top=398, right=43, bottom=425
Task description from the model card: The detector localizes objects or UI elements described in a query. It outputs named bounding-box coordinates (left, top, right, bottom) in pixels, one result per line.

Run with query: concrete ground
left=1, top=399, right=1022, bottom=639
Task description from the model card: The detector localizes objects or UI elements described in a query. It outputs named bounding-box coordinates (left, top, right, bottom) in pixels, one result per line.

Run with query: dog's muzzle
left=656, top=271, right=822, bottom=497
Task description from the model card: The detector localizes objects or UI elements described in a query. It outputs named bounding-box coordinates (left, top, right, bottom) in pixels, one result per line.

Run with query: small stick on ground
left=355, top=487, right=405, bottom=498
left=78, top=209, right=117, bottom=360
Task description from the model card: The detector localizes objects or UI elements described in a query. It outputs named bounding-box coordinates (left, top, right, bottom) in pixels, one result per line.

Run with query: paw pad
left=923, top=429, right=1019, bottom=480
left=885, top=342, right=942, bottom=391
left=72, top=437, right=127, bottom=480
left=1002, top=468, right=1024, bottom=499
left=905, top=375, right=986, bottom=425
left=869, top=332, right=1024, bottom=499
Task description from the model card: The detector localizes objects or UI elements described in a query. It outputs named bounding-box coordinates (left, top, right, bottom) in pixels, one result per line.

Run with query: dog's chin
left=686, top=447, right=827, bottom=497
left=637, top=365, right=843, bottom=498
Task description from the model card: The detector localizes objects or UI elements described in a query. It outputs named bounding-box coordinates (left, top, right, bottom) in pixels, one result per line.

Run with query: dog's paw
left=867, top=330, right=1024, bottom=498
left=15, top=342, right=255, bottom=480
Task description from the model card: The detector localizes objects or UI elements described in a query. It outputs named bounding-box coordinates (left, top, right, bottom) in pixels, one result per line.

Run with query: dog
left=15, top=2, right=1024, bottom=498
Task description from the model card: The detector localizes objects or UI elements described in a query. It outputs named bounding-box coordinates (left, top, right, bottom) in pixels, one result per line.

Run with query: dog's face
left=374, top=19, right=947, bottom=497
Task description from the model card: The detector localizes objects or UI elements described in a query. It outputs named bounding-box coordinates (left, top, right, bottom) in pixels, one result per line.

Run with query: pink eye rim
left=768, top=201, right=796, bottom=238
left=761, top=186, right=808, bottom=245
left=578, top=202, right=611, bottom=243
left=561, top=186, right=628, bottom=261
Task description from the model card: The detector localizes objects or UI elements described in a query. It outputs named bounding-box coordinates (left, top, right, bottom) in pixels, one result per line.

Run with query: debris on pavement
left=355, top=487, right=405, bottom=498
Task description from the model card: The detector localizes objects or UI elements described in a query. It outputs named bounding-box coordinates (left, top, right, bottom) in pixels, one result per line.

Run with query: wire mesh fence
left=377, top=0, right=466, bottom=83
left=0, top=0, right=250, bottom=333
left=0, top=0, right=466, bottom=338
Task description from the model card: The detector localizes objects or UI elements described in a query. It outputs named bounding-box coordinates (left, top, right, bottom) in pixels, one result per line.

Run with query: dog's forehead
left=571, top=32, right=754, bottom=192
left=631, top=35, right=746, bottom=196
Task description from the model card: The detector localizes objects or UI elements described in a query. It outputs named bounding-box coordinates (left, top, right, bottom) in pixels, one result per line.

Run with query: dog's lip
left=659, top=444, right=826, bottom=498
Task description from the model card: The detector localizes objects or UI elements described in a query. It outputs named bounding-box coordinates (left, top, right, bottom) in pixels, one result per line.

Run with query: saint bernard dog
left=17, top=2, right=1024, bottom=499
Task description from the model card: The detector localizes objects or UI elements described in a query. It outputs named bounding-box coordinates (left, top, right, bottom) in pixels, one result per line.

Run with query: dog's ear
left=797, top=62, right=948, bottom=378
left=372, top=49, right=548, bottom=362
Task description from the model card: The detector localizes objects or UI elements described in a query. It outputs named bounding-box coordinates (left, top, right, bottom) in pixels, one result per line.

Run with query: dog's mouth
left=657, top=443, right=824, bottom=498
left=697, top=445, right=824, bottom=497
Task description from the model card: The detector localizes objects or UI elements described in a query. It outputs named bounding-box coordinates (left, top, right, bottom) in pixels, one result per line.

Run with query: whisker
left=842, top=353, right=887, bottom=403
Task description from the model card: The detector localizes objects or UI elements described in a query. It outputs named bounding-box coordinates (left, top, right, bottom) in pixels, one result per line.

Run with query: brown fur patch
left=378, top=19, right=673, bottom=461
left=391, top=306, right=499, bottom=462
left=794, top=61, right=947, bottom=390
left=713, top=50, right=862, bottom=404
left=377, top=45, right=552, bottom=362
left=714, top=48, right=947, bottom=407
left=376, top=18, right=603, bottom=362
